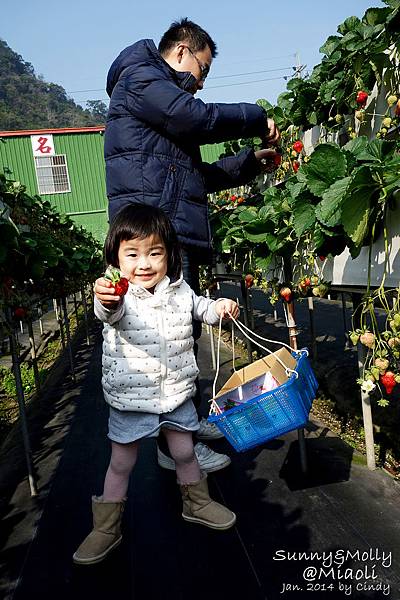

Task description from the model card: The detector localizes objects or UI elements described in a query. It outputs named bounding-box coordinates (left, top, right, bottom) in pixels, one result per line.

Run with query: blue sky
left=2, top=0, right=380, bottom=108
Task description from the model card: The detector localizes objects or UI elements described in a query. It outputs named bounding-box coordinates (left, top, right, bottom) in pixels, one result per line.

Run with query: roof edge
left=0, top=126, right=106, bottom=137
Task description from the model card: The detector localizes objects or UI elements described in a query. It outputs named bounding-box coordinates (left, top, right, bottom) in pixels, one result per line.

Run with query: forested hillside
left=0, top=39, right=107, bottom=130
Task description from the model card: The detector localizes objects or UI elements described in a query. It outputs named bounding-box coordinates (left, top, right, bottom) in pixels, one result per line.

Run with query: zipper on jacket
left=157, top=309, right=167, bottom=401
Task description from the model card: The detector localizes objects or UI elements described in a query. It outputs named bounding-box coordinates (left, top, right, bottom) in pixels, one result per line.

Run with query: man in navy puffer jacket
left=105, top=18, right=280, bottom=472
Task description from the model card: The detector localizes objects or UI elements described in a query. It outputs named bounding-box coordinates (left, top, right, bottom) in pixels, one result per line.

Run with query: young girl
left=73, top=204, right=239, bottom=565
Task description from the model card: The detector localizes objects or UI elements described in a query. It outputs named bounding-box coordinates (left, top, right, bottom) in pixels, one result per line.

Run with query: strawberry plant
left=0, top=172, right=103, bottom=318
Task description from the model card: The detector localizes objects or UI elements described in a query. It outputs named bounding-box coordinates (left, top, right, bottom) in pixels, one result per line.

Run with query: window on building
left=34, top=155, right=71, bottom=194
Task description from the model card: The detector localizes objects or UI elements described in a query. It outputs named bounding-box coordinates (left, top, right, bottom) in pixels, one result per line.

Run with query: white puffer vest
left=99, top=276, right=209, bottom=413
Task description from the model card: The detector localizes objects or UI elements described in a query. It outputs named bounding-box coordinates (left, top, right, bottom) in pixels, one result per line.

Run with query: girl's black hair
left=104, top=204, right=182, bottom=281
left=158, top=17, right=217, bottom=58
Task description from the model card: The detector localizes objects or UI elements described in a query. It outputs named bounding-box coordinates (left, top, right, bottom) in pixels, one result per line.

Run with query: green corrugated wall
left=0, top=131, right=108, bottom=241
left=0, top=132, right=225, bottom=241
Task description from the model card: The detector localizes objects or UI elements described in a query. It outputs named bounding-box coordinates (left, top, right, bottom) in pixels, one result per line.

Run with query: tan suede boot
left=73, top=496, right=126, bottom=565
left=179, top=472, right=236, bottom=530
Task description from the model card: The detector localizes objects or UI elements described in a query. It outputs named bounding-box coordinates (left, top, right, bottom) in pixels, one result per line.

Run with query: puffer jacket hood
left=106, top=39, right=195, bottom=97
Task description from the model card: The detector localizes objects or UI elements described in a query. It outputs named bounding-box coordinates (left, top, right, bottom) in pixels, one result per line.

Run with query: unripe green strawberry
left=387, top=95, right=397, bottom=107
left=312, top=286, right=320, bottom=297
left=374, top=357, right=389, bottom=374
left=350, top=331, right=360, bottom=346
left=310, top=275, right=319, bottom=286
left=371, top=366, right=380, bottom=379
left=360, top=331, right=375, bottom=348
left=382, top=117, right=392, bottom=128
left=335, top=114, right=343, bottom=123
left=355, top=110, right=366, bottom=122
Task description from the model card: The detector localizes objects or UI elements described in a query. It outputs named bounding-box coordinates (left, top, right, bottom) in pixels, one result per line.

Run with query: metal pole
left=248, top=291, right=255, bottom=330
left=283, top=258, right=307, bottom=472
left=27, top=318, right=41, bottom=393
left=357, top=344, right=376, bottom=470
left=61, top=296, right=76, bottom=382
left=7, top=312, right=38, bottom=496
left=307, top=296, right=317, bottom=359
left=240, top=279, right=253, bottom=364
left=38, top=304, right=44, bottom=336
left=286, top=300, right=298, bottom=352
left=73, top=293, right=79, bottom=323
left=206, top=290, right=216, bottom=370
left=57, top=298, right=66, bottom=350
left=341, top=292, right=351, bottom=349
left=81, top=286, right=91, bottom=346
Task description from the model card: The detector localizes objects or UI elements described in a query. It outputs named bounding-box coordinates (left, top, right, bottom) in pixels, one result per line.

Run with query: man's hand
left=255, top=148, right=281, bottom=173
left=215, top=299, right=239, bottom=320
left=265, top=118, right=280, bottom=145
left=94, top=277, right=122, bottom=308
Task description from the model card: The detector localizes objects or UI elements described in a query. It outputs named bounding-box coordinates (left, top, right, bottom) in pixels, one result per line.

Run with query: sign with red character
left=31, top=134, right=55, bottom=157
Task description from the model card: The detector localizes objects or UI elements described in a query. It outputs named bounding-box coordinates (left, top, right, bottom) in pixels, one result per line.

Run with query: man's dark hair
left=104, top=204, right=182, bottom=282
left=158, top=18, right=217, bottom=58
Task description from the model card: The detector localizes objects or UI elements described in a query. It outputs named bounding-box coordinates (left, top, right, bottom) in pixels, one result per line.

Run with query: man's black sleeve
left=200, top=148, right=261, bottom=193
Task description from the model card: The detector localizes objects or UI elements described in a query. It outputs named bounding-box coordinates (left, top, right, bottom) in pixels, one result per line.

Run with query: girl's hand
left=93, top=277, right=122, bottom=308
left=215, top=299, right=239, bottom=320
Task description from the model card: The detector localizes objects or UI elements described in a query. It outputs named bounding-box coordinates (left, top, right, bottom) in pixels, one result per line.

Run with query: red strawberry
left=114, top=277, right=129, bottom=296
left=292, top=140, right=303, bottom=153
left=356, top=90, right=368, bottom=107
left=14, top=307, right=26, bottom=319
left=293, top=160, right=300, bottom=173
left=319, top=256, right=326, bottom=261
left=230, top=195, right=237, bottom=202
left=395, top=100, right=400, bottom=117
left=245, top=274, right=254, bottom=289
left=273, top=153, right=282, bottom=167
left=380, top=371, right=396, bottom=395
left=104, top=265, right=129, bottom=296
left=280, top=287, right=292, bottom=302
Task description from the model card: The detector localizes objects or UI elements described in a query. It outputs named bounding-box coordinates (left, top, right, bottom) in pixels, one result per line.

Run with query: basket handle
left=209, top=315, right=225, bottom=415
left=230, top=315, right=300, bottom=378
left=209, top=312, right=303, bottom=416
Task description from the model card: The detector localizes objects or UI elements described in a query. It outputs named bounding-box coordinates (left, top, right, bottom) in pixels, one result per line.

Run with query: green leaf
left=244, top=231, right=269, bottom=243
left=357, top=139, right=395, bottom=163
left=337, top=16, right=361, bottom=34
left=341, top=167, right=379, bottom=246
left=286, top=181, right=306, bottom=200
left=277, top=92, right=293, bottom=112
left=319, top=35, right=341, bottom=56
left=343, top=135, right=369, bottom=156
left=304, top=144, right=348, bottom=196
left=315, top=177, right=351, bottom=227
left=292, top=197, right=316, bottom=237
left=256, top=99, right=273, bottom=112
left=238, top=208, right=257, bottom=222
left=363, top=7, right=391, bottom=25
left=255, top=255, right=272, bottom=270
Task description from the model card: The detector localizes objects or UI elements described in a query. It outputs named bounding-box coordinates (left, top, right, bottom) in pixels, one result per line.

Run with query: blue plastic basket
left=208, top=350, right=318, bottom=452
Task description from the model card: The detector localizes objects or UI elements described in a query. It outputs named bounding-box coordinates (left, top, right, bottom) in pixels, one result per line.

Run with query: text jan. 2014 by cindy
left=273, top=548, right=392, bottom=596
